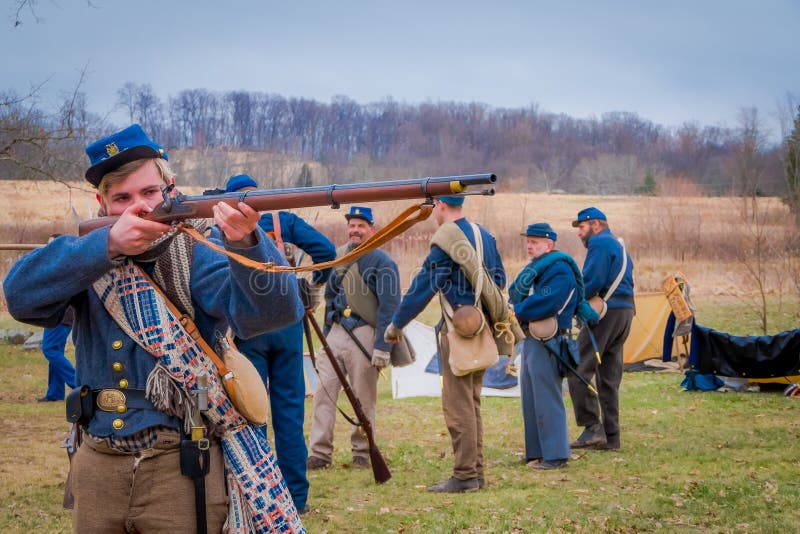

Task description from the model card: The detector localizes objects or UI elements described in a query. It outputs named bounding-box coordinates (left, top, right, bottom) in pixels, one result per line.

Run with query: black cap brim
left=85, top=146, right=162, bottom=187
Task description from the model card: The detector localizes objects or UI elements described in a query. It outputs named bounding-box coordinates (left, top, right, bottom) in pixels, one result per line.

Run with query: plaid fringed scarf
left=93, top=259, right=305, bottom=534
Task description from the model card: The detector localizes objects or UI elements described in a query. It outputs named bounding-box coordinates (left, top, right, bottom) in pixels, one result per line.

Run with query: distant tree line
left=1, top=82, right=792, bottom=199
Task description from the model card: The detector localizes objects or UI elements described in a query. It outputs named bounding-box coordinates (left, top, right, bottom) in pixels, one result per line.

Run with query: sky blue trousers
left=520, top=337, right=570, bottom=462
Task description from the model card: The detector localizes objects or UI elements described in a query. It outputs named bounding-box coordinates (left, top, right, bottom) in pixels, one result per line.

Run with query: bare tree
left=780, top=103, right=800, bottom=226
left=728, top=107, right=769, bottom=196
left=0, top=69, right=99, bottom=190
left=11, top=0, right=98, bottom=27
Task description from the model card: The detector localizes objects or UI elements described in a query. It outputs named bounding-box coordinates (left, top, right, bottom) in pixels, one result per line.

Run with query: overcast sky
left=3, top=0, right=799, bottom=141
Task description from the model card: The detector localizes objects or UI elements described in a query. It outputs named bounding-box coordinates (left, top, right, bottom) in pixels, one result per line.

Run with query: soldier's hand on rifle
left=214, top=201, right=259, bottom=247
left=371, top=349, right=391, bottom=369
left=108, top=200, right=172, bottom=258
left=383, top=323, right=403, bottom=345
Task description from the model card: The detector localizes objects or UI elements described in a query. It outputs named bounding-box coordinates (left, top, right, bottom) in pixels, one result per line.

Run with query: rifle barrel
left=0, top=244, right=44, bottom=250
left=79, top=173, right=497, bottom=235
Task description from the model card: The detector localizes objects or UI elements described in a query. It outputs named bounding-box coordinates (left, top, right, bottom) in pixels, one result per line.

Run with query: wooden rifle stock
left=302, top=310, right=392, bottom=484
left=78, top=173, right=496, bottom=236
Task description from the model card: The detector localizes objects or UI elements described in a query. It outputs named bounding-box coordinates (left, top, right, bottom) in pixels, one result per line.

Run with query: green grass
left=296, top=372, right=800, bottom=533
left=0, top=297, right=798, bottom=532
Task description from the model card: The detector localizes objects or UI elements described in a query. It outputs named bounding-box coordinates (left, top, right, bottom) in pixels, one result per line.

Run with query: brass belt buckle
left=96, top=389, right=126, bottom=412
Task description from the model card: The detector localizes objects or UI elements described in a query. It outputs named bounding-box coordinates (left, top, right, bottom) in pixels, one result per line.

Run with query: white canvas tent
left=390, top=293, right=674, bottom=399
left=391, top=320, right=520, bottom=399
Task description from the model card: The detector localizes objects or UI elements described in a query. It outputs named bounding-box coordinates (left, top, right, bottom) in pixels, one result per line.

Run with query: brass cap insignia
left=105, top=143, right=120, bottom=157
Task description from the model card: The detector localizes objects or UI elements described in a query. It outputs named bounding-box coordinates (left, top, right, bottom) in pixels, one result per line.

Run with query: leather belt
left=94, top=388, right=153, bottom=412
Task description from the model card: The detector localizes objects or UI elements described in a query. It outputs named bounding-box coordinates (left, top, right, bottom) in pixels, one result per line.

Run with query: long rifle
left=541, top=338, right=598, bottom=396
left=0, top=244, right=43, bottom=250
left=79, top=173, right=497, bottom=235
left=302, top=310, right=392, bottom=484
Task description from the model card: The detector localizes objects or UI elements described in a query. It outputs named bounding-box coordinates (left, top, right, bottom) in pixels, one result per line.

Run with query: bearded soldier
left=568, top=207, right=635, bottom=451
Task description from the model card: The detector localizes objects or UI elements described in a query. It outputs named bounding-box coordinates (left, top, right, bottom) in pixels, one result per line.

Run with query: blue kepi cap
left=85, top=124, right=167, bottom=187
left=345, top=206, right=374, bottom=225
left=522, top=222, right=557, bottom=241
left=226, top=174, right=258, bottom=192
left=437, top=195, right=465, bottom=206
left=572, top=207, right=607, bottom=227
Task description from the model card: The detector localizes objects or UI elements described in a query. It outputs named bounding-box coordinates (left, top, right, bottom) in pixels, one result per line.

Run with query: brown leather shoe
left=351, top=456, right=370, bottom=469
left=427, top=477, right=480, bottom=493
left=306, top=456, right=331, bottom=470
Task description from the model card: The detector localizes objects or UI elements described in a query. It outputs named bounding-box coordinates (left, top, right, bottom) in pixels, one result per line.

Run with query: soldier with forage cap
left=568, top=207, right=634, bottom=451
left=3, top=124, right=305, bottom=531
left=306, top=205, right=401, bottom=471
left=221, top=173, right=336, bottom=513
left=385, top=195, right=506, bottom=493
left=509, top=223, right=582, bottom=470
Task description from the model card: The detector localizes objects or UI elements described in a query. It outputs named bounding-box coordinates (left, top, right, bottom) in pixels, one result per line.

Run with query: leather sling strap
left=136, top=269, right=239, bottom=408
left=177, top=202, right=433, bottom=274
left=271, top=212, right=286, bottom=258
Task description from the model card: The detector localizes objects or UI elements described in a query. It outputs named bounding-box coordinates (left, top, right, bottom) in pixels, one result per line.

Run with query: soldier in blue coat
left=509, top=223, right=579, bottom=470
left=568, top=207, right=635, bottom=451
left=385, top=196, right=506, bottom=493
left=3, top=125, right=303, bottom=531
left=307, top=206, right=400, bottom=471
left=223, top=173, right=336, bottom=513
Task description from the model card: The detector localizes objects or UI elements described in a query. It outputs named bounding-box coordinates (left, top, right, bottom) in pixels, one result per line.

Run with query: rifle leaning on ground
left=78, top=173, right=497, bottom=235
left=302, top=309, right=392, bottom=484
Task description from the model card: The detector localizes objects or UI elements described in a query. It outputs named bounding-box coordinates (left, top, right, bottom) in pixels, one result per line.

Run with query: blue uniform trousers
left=520, top=337, right=570, bottom=462
left=42, top=323, right=76, bottom=401
left=238, top=320, right=308, bottom=510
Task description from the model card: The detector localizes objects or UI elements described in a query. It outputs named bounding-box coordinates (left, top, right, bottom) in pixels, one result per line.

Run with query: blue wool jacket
left=3, top=227, right=302, bottom=438
left=256, top=211, right=336, bottom=285
left=513, top=259, right=578, bottom=330
left=583, top=228, right=635, bottom=310
left=325, top=248, right=400, bottom=353
left=391, top=218, right=506, bottom=329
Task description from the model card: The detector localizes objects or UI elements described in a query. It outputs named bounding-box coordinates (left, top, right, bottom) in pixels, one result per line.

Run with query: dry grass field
left=1, top=179, right=797, bottom=307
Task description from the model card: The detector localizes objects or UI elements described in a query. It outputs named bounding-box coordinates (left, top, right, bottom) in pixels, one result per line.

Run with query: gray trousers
left=568, top=307, right=634, bottom=438
left=308, top=323, right=378, bottom=462
left=520, top=337, right=570, bottom=462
